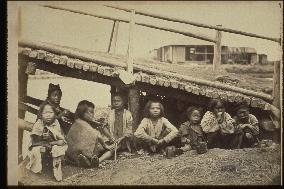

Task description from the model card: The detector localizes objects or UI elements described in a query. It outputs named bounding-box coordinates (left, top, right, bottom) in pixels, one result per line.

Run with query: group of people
left=25, top=83, right=260, bottom=181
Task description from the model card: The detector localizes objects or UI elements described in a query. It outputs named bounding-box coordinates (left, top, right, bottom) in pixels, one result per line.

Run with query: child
left=66, top=100, right=114, bottom=168
left=200, top=98, right=241, bottom=149
left=179, top=106, right=205, bottom=151
left=44, top=83, right=72, bottom=134
left=233, top=102, right=259, bottom=148
left=106, top=93, right=134, bottom=153
left=134, top=100, right=179, bottom=153
left=26, top=102, right=67, bottom=181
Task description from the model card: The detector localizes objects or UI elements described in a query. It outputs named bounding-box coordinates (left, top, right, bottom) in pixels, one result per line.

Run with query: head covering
left=48, top=83, right=62, bottom=97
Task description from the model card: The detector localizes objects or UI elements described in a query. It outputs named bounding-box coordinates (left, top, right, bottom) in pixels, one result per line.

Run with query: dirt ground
left=19, top=144, right=281, bottom=186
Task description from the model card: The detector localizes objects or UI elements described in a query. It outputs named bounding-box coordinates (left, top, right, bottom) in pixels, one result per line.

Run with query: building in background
left=152, top=44, right=266, bottom=64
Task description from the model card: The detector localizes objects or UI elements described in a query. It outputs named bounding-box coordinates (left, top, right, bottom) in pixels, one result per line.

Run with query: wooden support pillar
left=213, top=25, right=222, bottom=71
left=127, top=9, right=135, bottom=74
left=128, top=87, right=140, bottom=132
left=18, top=56, right=29, bottom=162
left=108, top=21, right=120, bottom=54
left=272, top=61, right=280, bottom=109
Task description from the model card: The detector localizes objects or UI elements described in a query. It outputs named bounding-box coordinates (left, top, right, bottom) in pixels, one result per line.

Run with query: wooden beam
left=127, top=10, right=135, bottom=74
left=128, top=87, right=140, bottom=132
left=105, top=5, right=281, bottom=43
left=108, top=21, right=120, bottom=54
left=18, top=56, right=29, bottom=163
left=272, top=61, right=280, bottom=109
left=43, top=5, right=216, bottom=43
left=213, top=25, right=222, bottom=71
left=19, top=55, right=123, bottom=87
left=18, top=41, right=274, bottom=102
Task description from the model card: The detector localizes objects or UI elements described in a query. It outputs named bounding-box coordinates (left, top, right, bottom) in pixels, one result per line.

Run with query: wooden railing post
left=213, top=25, right=222, bottom=71
left=18, top=56, right=29, bottom=162
left=108, top=21, right=120, bottom=54
left=126, top=9, right=140, bottom=131
left=272, top=61, right=280, bottom=109
left=127, top=9, right=135, bottom=74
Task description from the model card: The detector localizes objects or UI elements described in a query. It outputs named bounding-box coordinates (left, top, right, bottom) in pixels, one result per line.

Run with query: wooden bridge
left=18, top=5, right=282, bottom=162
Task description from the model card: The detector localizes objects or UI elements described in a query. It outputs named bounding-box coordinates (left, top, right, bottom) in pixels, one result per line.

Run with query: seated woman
left=200, top=98, right=241, bottom=149
left=134, top=100, right=179, bottom=154
left=179, top=106, right=205, bottom=152
left=233, top=102, right=259, bottom=148
left=43, top=83, right=72, bottom=134
left=26, top=102, right=67, bottom=181
left=66, top=100, right=113, bottom=168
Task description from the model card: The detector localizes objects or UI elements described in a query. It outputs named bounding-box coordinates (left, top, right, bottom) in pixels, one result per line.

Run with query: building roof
left=18, top=39, right=273, bottom=110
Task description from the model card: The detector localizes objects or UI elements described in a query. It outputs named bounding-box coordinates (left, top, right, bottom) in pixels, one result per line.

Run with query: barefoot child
left=179, top=106, right=205, bottom=151
left=66, top=100, right=114, bottom=168
left=233, top=103, right=259, bottom=148
left=106, top=93, right=134, bottom=154
left=134, top=100, right=179, bottom=153
left=26, top=102, right=67, bottom=181
left=201, top=98, right=241, bottom=149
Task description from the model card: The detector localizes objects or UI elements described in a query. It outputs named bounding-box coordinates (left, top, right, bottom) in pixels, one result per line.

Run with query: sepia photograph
left=7, top=1, right=282, bottom=186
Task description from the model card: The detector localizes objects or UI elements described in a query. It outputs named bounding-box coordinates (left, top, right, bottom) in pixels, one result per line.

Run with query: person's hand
left=245, top=133, right=253, bottom=139
left=44, top=143, right=52, bottom=150
left=152, top=138, right=159, bottom=144
left=217, top=112, right=224, bottom=123
left=62, top=109, right=70, bottom=116
left=185, top=138, right=191, bottom=144
left=124, top=133, right=132, bottom=138
left=104, top=144, right=115, bottom=151
left=42, top=133, right=49, bottom=140
left=157, top=139, right=165, bottom=146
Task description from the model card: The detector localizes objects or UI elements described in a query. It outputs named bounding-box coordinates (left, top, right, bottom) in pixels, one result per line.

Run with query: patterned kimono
left=200, top=111, right=239, bottom=149
left=26, top=119, right=67, bottom=173
left=134, top=117, right=179, bottom=152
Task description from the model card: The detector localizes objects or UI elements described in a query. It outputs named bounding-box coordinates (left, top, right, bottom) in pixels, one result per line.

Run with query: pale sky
left=20, top=1, right=282, bottom=61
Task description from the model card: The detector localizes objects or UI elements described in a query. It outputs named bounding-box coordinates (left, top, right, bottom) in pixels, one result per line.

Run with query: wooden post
left=18, top=56, right=29, bottom=162
left=108, top=21, right=120, bottom=54
left=128, top=87, right=140, bottom=132
left=126, top=10, right=140, bottom=131
left=213, top=25, right=222, bottom=71
left=272, top=61, right=280, bottom=108
left=127, top=9, right=135, bottom=74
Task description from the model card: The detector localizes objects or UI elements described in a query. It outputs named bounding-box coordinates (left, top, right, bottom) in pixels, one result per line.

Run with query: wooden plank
left=127, top=10, right=135, bottom=74
left=128, top=87, right=140, bottom=132
left=19, top=55, right=123, bottom=87
left=272, top=61, right=280, bottom=109
left=213, top=25, right=222, bottom=71
left=18, top=40, right=273, bottom=102
left=43, top=5, right=217, bottom=43
left=108, top=21, right=120, bottom=54
left=105, top=5, right=280, bottom=43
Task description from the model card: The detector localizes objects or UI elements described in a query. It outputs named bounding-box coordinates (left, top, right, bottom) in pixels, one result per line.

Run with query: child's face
left=237, top=108, right=249, bottom=120
left=112, top=96, right=124, bottom=110
left=189, top=110, right=201, bottom=124
left=213, top=102, right=225, bottom=115
left=149, top=103, right=161, bottom=118
left=49, top=90, right=62, bottom=105
left=41, top=105, right=56, bottom=125
left=83, top=107, right=94, bottom=122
